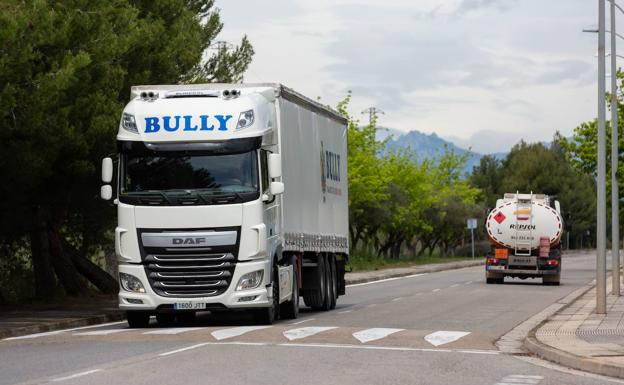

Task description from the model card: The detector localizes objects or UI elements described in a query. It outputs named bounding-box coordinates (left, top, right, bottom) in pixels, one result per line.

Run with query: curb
left=0, top=312, right=124, bottom=340
left=522, top=281, right=624, bottom=379
left=345, top=260, right=484, bottom=285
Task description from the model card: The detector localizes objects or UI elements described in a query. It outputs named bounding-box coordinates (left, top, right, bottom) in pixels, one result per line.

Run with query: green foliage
left=340, top=94, right=480, bottom=259
left=471, top=139, right=595, bottom=248
left=0, top=0, right=254, bottom=301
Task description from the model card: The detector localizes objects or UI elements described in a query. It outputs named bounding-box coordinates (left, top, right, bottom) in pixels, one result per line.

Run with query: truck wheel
left=328, top=254, right=338, bottom=310
left=543, top=274, right=560, bottom=286
left=280, top=257, right=299, bottom=319
left=255, top=265, right=279, bottom=324
left=156, top=313, right=175, bottom=326
left=127, top=311, right=150, bottom=328
left=303, top=254, right=327, bottom=310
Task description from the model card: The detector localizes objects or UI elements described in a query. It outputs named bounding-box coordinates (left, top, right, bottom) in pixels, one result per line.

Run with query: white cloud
left=215, top=0, right=598, bottom=153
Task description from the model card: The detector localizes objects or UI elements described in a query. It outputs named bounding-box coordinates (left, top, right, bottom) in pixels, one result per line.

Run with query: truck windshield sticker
left=144, top=115, right=233, bottom=133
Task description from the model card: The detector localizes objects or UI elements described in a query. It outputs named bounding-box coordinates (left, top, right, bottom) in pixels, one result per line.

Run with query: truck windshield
left=120, top=150, right=259, bottom=205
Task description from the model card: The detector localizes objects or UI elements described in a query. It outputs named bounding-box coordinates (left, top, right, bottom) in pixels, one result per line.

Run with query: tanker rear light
left=486, top=257, right=500, bottom=265
left=546, top=259, right=559, bottom=266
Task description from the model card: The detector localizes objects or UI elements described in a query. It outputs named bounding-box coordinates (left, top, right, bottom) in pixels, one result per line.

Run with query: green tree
left=0, top=0, right=254, bottom=301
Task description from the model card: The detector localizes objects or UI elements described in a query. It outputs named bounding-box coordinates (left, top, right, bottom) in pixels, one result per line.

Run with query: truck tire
left=156, top=313, right=175, bottom=326
left=127, top=311, right=150, bottom=328
left=280, top=257, right=299, bottom=319
left=303, top=254, right=327, bottom=310
left=543, top=274, right=560, bottom=286
left=328, top=254, right=337, bottom=310
left=486, top=272, right=504, bottom=284
left=255, top=264, right=279, bottom=324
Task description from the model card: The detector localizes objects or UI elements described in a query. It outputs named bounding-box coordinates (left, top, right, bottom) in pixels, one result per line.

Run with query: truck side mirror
left=102, top=157, right=113, bottom=183
left=270, top=181, right=284, bottom=196
left=100, top=185, right=112, bottom=200
left=268, top=153, right=282, bottom=179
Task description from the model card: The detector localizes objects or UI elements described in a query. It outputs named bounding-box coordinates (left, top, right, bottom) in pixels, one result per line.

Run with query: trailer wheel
left=280, top=256, right=299, bottom=319
left=328, top=254, right=338, bottom=310
left=127, top=311, right=150, bottom=328
left=543, top=274, right=560, bottom=286
left=303, top=254, right=327, bottom=310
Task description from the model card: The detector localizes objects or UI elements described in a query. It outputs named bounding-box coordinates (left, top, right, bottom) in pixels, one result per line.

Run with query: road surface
left=1, top=251, right=618, bottom=385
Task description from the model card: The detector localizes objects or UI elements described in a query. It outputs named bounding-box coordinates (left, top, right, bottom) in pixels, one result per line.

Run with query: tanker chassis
left=484, top=193, right=563, bottom=285
left=100, top=83, right=349, bottom=326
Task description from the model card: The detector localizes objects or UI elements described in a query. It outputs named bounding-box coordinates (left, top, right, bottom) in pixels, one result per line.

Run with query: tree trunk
left=61, top=238, right=118, bottom=294
left=30, top=210, right=56, bottom=299
left=104, top=246, right=118, bottom=279
left=47, top=224, right=88, bottom=296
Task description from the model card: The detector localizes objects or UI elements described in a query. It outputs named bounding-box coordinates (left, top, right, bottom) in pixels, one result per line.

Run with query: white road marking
left=197, top=341, right=500, bottom=355
left=451, top=284, right=460, bottom=288
left=159, top=343, right=210, bottom=357
left=366, top=304, right=377, bottom=308
left=347, top=273, right=427, bottom=288
left=143, top=327, right=205, bottom=335
left=391, top=297, right=403, bottom=302
left=289, top=318, right=315, bottom=325
left=51, top=369, right=102, bottom=382
left=211, top=326, right=272, bottom=341
left=352, top=328, right=404, bottom=343
left=283, top=326, right=337, bottom=341
left=2, top=321, right=126, bottom=341
left=424, top=331, right=471, bottom=346
left=495, top=374, right=543, bottom=385
left=432, top=288, right=441, bottom=292
left=74, top=329, right=130, bottom=336
left=337, top=310, right=353, bottom=314
left=464, top=281, right=473, bottom=285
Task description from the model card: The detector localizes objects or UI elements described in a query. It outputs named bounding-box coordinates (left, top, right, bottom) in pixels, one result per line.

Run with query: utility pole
left=361, top=107, right=384, bottom=126
left=598, top=0, right=608, bottom=314
left=611, top=0, right=621, bottom=296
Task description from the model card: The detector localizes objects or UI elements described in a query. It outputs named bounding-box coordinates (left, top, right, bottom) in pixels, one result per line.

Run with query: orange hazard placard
left=495, top=248, right=509, bottom=259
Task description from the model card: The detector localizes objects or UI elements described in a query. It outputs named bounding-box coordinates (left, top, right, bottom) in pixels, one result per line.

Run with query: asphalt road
left=1, top=250, right=619, bottom=385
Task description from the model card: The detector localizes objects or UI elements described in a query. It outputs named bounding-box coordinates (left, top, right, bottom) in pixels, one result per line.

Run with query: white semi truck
left=100, top=83, right=349, bottom=327
left=485, top=192, right=563, bottom=285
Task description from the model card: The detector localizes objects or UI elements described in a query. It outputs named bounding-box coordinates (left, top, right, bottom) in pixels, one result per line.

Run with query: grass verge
left=347, top=253, right=476, bottom=272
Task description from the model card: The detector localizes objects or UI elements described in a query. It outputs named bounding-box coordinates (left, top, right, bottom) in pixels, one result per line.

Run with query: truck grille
left=138, top=228, right=240, bottom=298
left=144, top=253, right=236, bottom=297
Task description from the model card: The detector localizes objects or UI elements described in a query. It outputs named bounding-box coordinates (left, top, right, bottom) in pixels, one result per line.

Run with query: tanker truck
left=484, top=192, right=563, bottom=285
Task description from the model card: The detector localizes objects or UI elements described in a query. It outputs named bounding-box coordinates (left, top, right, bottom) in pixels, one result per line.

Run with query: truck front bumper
left=118, top=258, right=272, bottom=312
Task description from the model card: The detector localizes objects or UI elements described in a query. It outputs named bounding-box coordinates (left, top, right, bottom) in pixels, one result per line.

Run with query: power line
left=361, top=107, right=384, bottom=126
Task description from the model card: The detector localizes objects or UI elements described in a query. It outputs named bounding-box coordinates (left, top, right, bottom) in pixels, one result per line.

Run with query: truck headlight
left=236, top=270, right=263, bottom=291
left=119, top=273, right=145, bottom=293
left=236, top=110, right=254, bottom=130
left=121, top=113, right=138, bottom=133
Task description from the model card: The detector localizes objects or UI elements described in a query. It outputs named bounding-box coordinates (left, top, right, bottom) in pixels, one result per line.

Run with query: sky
left=215, top=0, right=601, bottom=154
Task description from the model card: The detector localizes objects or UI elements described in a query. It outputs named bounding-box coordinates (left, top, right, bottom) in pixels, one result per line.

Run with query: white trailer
left=100, top=83, right=349, bottom=326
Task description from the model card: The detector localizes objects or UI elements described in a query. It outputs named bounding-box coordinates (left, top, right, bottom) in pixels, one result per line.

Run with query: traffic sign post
left=467, top=218, right=477, bottom=259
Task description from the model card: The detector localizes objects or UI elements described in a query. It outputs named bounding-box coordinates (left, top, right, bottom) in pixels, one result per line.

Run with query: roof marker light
left=163, top=90, right=219, bottom=99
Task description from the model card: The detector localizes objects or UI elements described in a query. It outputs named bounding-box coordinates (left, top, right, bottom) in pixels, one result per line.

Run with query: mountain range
left=376, top=127, right=507, bottom=174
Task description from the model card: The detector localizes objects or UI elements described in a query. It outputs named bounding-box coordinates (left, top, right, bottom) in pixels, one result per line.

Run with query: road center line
left=337, top=310, right=353, bottom=314
left=391, top=297, right=403, bottom=302
left=159, top=343, right=210, bottom=357
left=51, top=369, right=102, bottom=382
left=289, top=318, right=315, bottom=325
left=432, top=288, right=441, bottom=292
left=451, top=284, right=460, bottom=288
left=347, top=273, right=428, bottom=288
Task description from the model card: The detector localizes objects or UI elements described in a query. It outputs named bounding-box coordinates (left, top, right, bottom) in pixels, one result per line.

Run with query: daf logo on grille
left=172, top=237, right=206, bottom=245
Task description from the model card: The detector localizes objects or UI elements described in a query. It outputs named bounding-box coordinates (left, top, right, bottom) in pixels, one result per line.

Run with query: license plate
left=509, top=256, right=536, bottom=266
left=173, top=302, right=206, bottom=310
